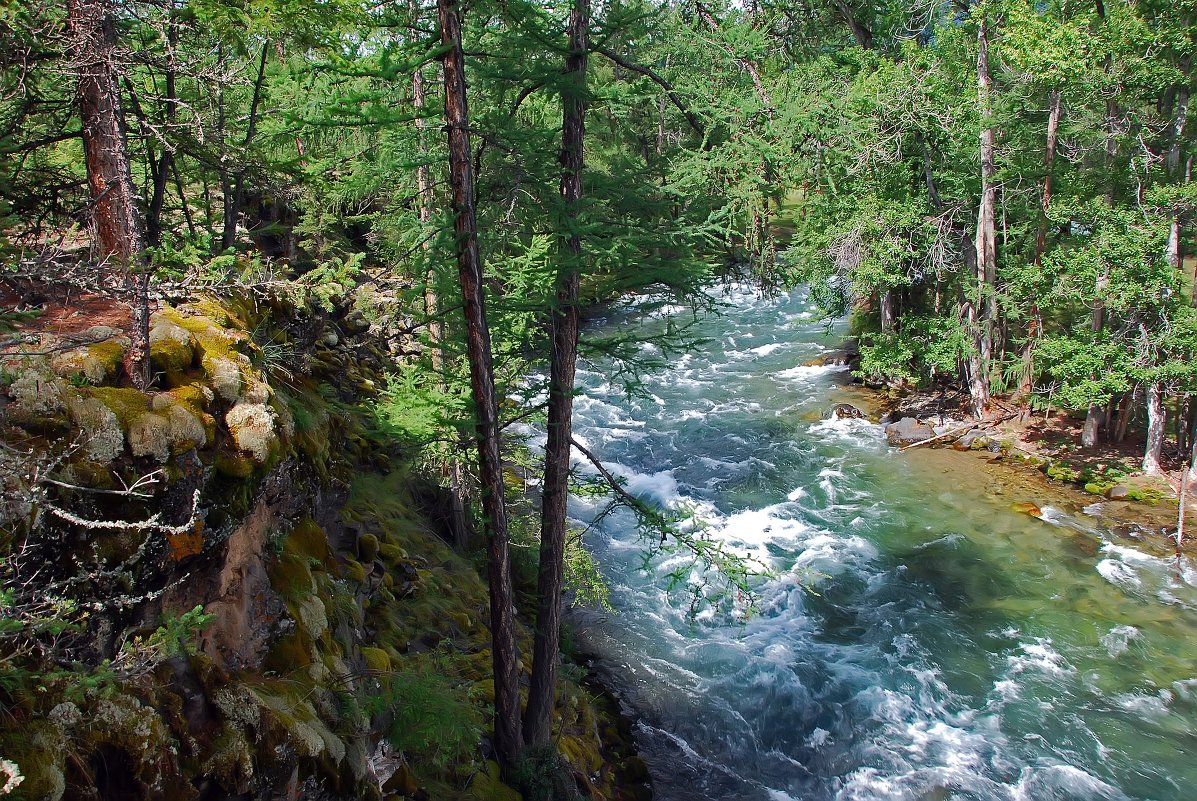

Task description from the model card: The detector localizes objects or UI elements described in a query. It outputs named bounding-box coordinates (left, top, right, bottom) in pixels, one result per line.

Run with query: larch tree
left=67, top=0, right=150, bottom=389
left=437, top=0, right=524, bottom=771
left=524, top=0, right=589, bottom=752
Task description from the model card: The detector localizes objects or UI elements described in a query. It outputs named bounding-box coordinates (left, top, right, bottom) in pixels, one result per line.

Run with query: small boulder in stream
left=884, top=417, right=935, bottom=446
left=827, top=403, right=865, bottom=420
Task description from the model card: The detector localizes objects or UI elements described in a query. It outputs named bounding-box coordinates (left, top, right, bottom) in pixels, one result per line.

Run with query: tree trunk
left=1082, top=282, right=1108, bottom=449
left=1018, top=91, right=1060, bottom=398
left=525, top=0, right=588, bottom=750
left=411, top=10, right=470, bottom=552
left=971, top=15, right=996, bottom=417
left=438, top=0, right=523, bottom=771
left=225, top=42, right=270, bottom=252
left=1116, top=387, right=1135, bottom=444
left=880, top=290, right=896, bottom=334
left=1082, top=406, right=1103, bottom=449
left=1143, top=382, right=1166, bottom=475
left=1188, top=400, right=1197, bottom=481
left=67, top=0, right=149, bottom=389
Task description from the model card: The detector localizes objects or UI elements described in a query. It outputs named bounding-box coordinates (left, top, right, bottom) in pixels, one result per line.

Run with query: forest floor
left=831, top=378, right=1196, bottom=555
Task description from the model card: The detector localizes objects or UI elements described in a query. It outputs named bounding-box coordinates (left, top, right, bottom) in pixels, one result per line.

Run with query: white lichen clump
left=6, top=363, right=67, bottom=416
left=128, top=413, right=172, bottom=462
left=68, top=397, right=125, bottom=462
left=226, top=402, right=277, bottom=461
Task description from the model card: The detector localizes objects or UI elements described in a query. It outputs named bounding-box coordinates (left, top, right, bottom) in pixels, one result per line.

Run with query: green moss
left=150, top=334, right=194, bottom=375
left=357, top=533, right=380, bottom=561
left=269, top=551, right=315, bottom=603
left=87, top=339, right=126, bottom=376
left=264, top=631, right=314, bottom=674
left=343, top=558, right=367, bottom=583
left=288, top=518, right=333, bottom=564
left=86, top=386, right=149, bottom=430
left=214, top=452, right=256, bottom=479
left=466, top=761, right=522, bottom=801
left=378, top=543, right=407, bottom=564
left=1045, top=461, right=1080, bottom=483
left=361, top=647, right=391, bottom=673
left=1127, top=486, right=1170, bottom=503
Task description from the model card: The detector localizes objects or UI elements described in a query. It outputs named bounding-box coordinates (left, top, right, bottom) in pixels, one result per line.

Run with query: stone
left=226, top=402, right=277, bottom=461
left=128, top=412, right=172, bottom=462
left=954, top=430, right=984, bottom=450
left=68, top=396, right=125, bottom=462
left=884, top=417, right=934, bottom=446
left=343, top=310, right=371, bottom=336
left=205, top=356, right=245, bottom=402
left=827, top=403, right=864, bottom=420
left=1107, top=485, right=1132, bottom=500
left=7, top=365, right=68, bottom=416
left=149, top=319, right=195, bottom=373
left=1011, top=502, right=1042, bottom=518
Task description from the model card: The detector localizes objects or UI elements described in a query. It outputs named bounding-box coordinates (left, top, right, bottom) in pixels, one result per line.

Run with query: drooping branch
left=592, top=45, right=706, bottom=138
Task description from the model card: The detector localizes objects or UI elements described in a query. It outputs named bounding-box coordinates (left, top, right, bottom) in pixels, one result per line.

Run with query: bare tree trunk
left=970, top=15, right=996, bottom=417
left=67, top=0, right=149, bottom=389
left=1082, top=283, right=1108, bottom=448
left=1189, top=401, right=1197, bottom=481
left=1019, top=90, right=1061, bottom=398
left=880, top=290, right=896, bottom=334
left=1116, top=387, right=1135, bottom=444
left=525, top=0, right=589, bottom=751
left=222, top=43, right=269, bottom=252
left=1143, top=382, right=1166, bottom=475
left=437, top=0, right=523, bottom=772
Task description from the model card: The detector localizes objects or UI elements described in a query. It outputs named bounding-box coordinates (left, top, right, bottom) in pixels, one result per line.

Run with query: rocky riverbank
left=0, top=291, right=649, bottom=801
left=822, top=375, right=1195, bottom=553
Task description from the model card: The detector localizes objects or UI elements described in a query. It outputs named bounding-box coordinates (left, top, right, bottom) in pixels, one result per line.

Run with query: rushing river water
left=560, top=285, right=1197, bottom=801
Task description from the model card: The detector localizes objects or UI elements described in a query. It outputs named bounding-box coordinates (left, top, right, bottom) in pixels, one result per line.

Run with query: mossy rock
left=264, top=631, right=314, bottom=675
left=343, top=558, right=367, bottom=583
left=361, top=647, right=391, bottom=673
left=378, top=543, right=408, bottom=564
left=149, top=322, right=196, bottom=374
left=466, top=761, right=522, bottom=801
left=214, top=452, right=256, bottom=479
left=357, top=533, right=380, bottom=561
left=270, top=551, right=316, bottom=603
left=88, top=386, right=151, bottom=430
left=4, top=409, right=71, bottom=436
left=1127, top=486, right=1170, bottom=503
left=1045, top=461, right=1080, bottom=483
left=87, top=338, right=127, bottom=376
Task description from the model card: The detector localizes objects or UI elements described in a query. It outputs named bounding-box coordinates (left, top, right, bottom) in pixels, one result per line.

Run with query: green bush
left=375, top=667, right=483, bottom=769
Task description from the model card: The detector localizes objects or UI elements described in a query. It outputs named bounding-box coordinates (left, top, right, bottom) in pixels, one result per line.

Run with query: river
left=560, top=284, right=1197, bottom=801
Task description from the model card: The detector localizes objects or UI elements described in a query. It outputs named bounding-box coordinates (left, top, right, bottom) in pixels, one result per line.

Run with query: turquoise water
left=562, top=285, right=1197, bottom=801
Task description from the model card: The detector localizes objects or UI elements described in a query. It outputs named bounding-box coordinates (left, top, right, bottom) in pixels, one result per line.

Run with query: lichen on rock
left=226, top=402, right=277, bottom=462
left=67, top=396, right=125, bottom=462
left=128, top=412, right=172, bottom=461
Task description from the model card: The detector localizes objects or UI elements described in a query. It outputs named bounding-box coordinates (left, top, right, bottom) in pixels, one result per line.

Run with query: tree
left=436, top=0, right=524, bottom=771
left=67, top=0, right=150, bottom=389
left=524, top=0, right=589, bottom=752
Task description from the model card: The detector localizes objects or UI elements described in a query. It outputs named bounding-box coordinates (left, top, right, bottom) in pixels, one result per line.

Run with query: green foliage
left=370, top=664, right=484, bottom=769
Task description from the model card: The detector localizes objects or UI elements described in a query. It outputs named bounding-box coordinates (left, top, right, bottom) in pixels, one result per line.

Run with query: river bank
left=823, top=374, right=1195, bottom=557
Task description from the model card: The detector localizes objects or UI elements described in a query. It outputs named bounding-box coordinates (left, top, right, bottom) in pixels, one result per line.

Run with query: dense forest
left=2, top=0, right=1197, bottom=796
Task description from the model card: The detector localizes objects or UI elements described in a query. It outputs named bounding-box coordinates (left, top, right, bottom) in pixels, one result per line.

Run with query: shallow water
left=561, top=285, right=1197, bottom=801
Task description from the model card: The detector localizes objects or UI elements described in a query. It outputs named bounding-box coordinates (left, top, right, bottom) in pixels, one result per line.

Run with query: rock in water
left=827, top=403, right=864, bottom=420
left=884, top=417, right=934, bottom=446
